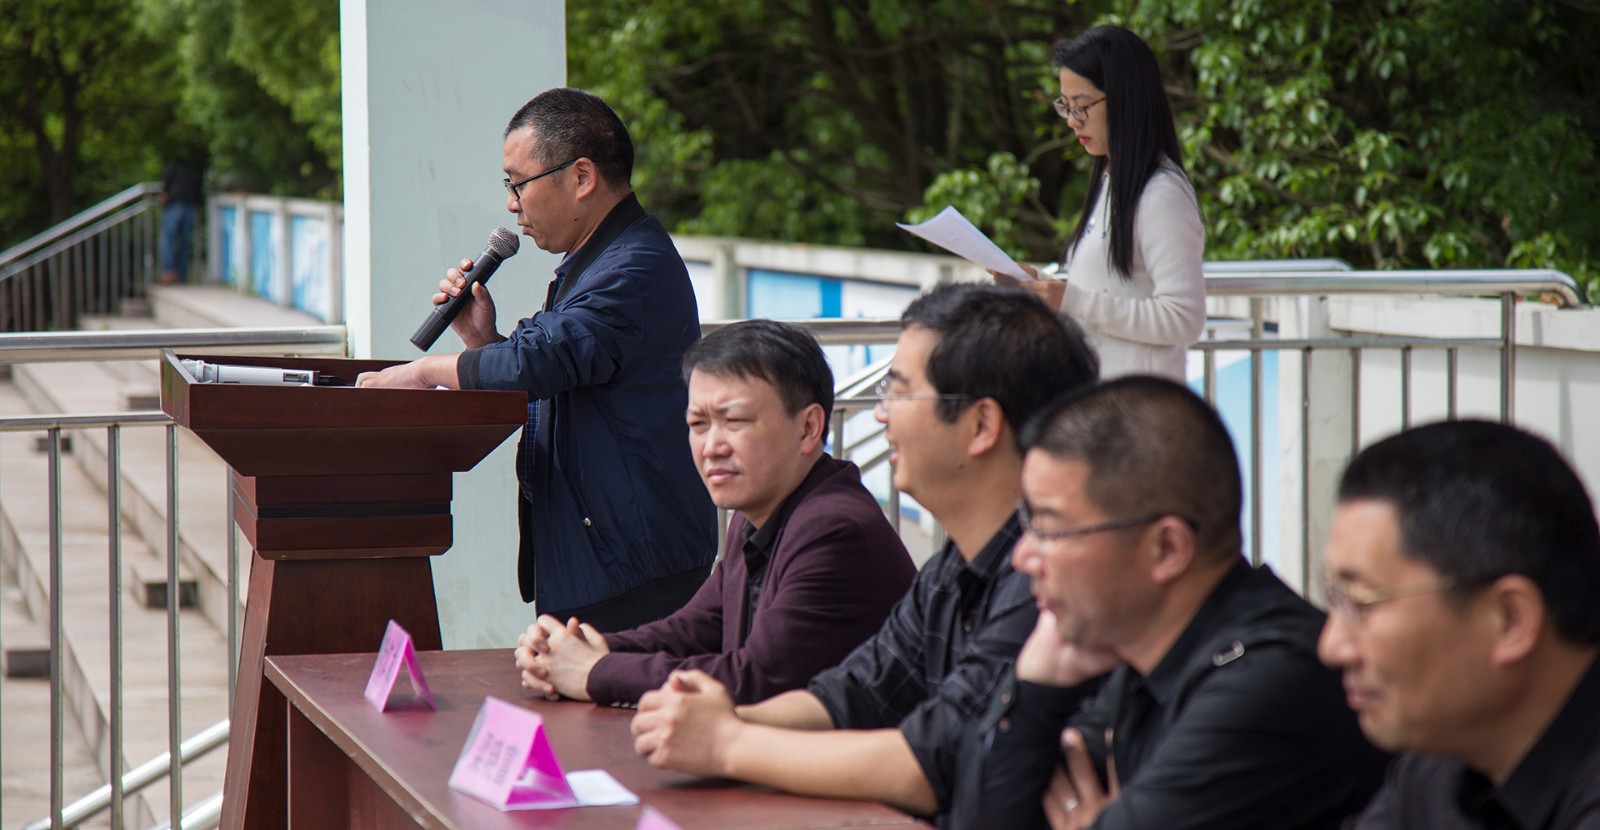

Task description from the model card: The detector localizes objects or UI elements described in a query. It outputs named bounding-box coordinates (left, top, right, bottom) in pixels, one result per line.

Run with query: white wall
left=342, top=0, right=566, bottom=648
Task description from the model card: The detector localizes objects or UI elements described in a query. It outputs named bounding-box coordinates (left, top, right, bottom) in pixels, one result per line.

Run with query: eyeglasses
left=871, top=376, right=972, bottom=414
left=503, top=158, right=577, bottom=201
left=1321, top=576, right=1458, bottom=621
left=1052, top=96, right=1106, bottom=123
left=1018, top=501, right=1168, bottom=544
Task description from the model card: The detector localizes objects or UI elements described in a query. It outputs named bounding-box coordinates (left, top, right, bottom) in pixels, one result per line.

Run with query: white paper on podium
left=896, top=206, right=1033, bottom=281
left=564, top=770, right=639, bottom=807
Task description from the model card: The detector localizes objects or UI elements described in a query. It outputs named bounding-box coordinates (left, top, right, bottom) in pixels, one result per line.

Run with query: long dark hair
left=1053, top=26, right=1186, bottom=280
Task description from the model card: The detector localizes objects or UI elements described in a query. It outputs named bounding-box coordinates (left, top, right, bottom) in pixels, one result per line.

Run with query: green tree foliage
left=0, top=0, right=339, bottom=247
left=157, top=0, right=340, bottom=197
left=572, top=0, right=1600, bottom=296
left=569, top=0, right=1091, bottom=249
left=0, top=0, right=183, bottom=238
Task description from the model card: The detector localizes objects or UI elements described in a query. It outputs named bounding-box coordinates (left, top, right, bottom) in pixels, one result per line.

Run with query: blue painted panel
left=819, top=280, right=842, bottom=318
left=747, top=269, right=826, bottom=319
left=218, top=206, right=238, bottom=286
left=290, top=215, right=331, bottom=321
left=249, top=211, right=278, bottom=301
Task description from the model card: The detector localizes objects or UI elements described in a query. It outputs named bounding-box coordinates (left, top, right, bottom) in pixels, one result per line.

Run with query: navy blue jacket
left=458, top=194, right=717, bottom=611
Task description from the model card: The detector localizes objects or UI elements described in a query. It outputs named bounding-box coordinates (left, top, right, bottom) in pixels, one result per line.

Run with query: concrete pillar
left=341, top=0, right=566, bottom=647
left=1276, top=296, right=1353, bottom=599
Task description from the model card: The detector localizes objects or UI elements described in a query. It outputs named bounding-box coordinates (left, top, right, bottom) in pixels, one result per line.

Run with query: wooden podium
left=159, top=352, right=526, bottom=830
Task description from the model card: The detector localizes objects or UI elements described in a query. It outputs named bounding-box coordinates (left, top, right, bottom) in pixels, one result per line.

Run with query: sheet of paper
left=896, top=206, right=1033, bottom=281
left=565, top=770, right=639, bottom=807
left=637, top=806, right=686, bottom=830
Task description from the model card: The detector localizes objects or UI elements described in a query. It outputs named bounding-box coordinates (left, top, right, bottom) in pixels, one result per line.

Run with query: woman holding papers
left=1002, top=26, right=1205, bottom=382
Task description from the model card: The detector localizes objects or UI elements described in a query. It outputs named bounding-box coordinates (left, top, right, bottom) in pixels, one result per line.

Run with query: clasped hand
left=513, top=614, right=608, bottom=701
left=630, top=670, right=740, bottom=777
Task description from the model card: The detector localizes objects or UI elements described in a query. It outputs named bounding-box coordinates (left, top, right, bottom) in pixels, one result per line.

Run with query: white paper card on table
left=448, top=696, right=639, bottom=811
left=363, top=619, right=435, bottom=712
left=896, top=206, right=1034, bottom=281
left=637, top=806, right=686, bottom=830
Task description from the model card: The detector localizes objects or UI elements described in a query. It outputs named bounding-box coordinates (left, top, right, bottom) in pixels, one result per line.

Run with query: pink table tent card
left=363, top=619, right=435, bottom=712
left=449, top=696, right=577, bottom=809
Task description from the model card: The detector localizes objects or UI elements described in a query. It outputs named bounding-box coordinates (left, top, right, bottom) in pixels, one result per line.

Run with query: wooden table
left=265, top=649, right=927, bottom=829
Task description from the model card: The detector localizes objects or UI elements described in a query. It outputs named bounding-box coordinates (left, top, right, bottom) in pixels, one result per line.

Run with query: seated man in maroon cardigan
left=514, top=319, right=916, bottom=705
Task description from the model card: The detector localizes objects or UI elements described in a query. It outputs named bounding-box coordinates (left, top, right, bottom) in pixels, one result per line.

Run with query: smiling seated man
left=953, top=376, right=1388, bottom=830
left=1321, top=420, right=1600, bottom=829
left=627, top=283, right=1100, bottom=825
left=514, top=319, right=915, bottom=706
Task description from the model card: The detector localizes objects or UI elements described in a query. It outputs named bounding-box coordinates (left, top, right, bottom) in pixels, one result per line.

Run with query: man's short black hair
left=1339, top=420, right=1600, bottom=645
left=1023, top=376, right=1244, bottom=560
left=900, top=282, right=1098, bottom=446
left=506, top=88, right=634, bottom=187
left=683, top=319, right=833, bottom=417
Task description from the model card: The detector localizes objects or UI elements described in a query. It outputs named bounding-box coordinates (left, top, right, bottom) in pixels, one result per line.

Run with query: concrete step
left=11, top=360, right=242, bottom=640
left=1, top=584, right=113, bottom=829
left=150, top=284, right=323, bottom=330
left=0, top=385, right=228, bottom=828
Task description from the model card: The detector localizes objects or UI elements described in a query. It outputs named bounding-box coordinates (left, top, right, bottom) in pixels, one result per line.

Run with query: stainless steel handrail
left=0, top=184, right=158, bottom=271
left=20, top=720, right=230, bottom=830
left=1205, top=269, right=1586, bottom=307
left=0, top=326, right=349, bottom=364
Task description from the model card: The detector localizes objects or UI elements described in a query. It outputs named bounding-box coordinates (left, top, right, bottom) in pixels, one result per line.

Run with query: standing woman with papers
left=1003, top=26, right=1204, bottom=382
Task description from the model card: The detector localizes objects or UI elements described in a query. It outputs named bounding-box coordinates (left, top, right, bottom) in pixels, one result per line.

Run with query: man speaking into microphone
left=358, top=88, right=716, bottom=631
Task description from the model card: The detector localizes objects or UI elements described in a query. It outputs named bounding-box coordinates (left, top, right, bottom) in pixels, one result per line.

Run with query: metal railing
left=1, top=326, right=344, bottom=830
left=1, top=268, right=1591, bottom=830
left=0, top=184, right=161, bottom=333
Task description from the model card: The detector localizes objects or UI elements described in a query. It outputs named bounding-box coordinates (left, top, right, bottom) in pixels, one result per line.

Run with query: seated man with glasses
left=1321, top=420, right=1600, bottom=829
left=953, top=376, right=1387, bottom=829
left=628, top=283, right=1099, bottom=825
left=357, top=88, right=716, bottom=631
left=513, top=320, right=916, bottom=706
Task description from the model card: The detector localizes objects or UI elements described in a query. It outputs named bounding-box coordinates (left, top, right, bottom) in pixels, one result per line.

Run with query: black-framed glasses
left=871, top=376, right=972, bottom=414
left=1321, top=575, right=1458, bottom=622
left=1018, top=501, right=1167, bottom=544
left=1052, top=95, right=1106, bottom=123
left=503, top=158, right=577, bottom=200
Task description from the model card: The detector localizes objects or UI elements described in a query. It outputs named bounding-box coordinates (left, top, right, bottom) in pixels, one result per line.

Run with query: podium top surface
left=161, top=352, right=528, bottom=477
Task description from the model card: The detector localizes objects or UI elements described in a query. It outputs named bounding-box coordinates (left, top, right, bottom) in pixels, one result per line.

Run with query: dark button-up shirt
left=586, top=455, right=916, bottom=705
left=808, top=513, right=1035, bottom=814
left=952, top=560, right=1388, bottom=830
left=1352, top=654, right=1600, bottom=829
left=458, top=193, right=716, bottom=615
left=739, top=490, right=786, bottom=637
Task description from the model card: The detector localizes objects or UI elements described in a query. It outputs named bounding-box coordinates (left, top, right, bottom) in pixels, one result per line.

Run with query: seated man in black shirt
left=954, top=377, right=1388, bottom=829
left=628, top=283, right=1099, bottom=822
left=1321, top=420, right=1600, bottom=829
left=513, top=320, right=916, bottom=705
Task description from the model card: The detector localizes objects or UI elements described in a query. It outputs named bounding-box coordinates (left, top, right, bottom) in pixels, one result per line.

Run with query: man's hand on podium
left=355, top=354, right=462, bottom=389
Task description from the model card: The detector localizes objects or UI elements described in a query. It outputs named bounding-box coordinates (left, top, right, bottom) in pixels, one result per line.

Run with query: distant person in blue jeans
left=159, top=159, right=203, bottom=284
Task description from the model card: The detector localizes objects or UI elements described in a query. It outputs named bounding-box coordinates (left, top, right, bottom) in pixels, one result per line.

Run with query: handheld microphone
left=180, top=359, right=344, bottom=386
left=409, top=227, right=521, bottom=351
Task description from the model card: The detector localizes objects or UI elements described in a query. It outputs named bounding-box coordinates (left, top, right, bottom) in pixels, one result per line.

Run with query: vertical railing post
left=1400, top=345, right=1413, bottom=430
left=1500, top=292, right=1516, bottom=423
left=48, top=427, right=65, bottom=830
left=107, top=425, right=126, bottom=830
left=1300, top=348, right=1313, bottom=595
left=1248, top=344, right=1263, bottom=568
left=1349, top=348, right=1362, bottom=452
left=165, top=425, right=183, bottom=825
left=227, top=485, right=239, bottom=712
left=1447, top=348, right=1459, bottom=421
